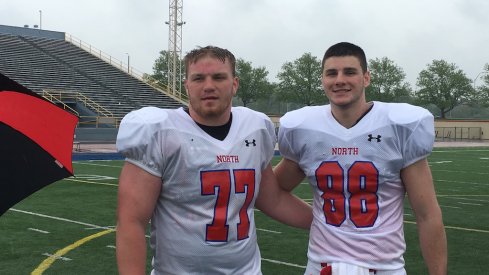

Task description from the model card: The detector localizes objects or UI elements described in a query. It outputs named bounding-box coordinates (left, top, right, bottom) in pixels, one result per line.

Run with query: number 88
left=315, top=161, right=379, bottom=228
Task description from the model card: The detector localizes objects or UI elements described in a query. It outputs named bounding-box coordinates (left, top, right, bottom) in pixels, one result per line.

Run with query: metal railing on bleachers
left=64, top=33, right=188, bottom=105
left=42, top=89, right=114, bottom=117
left=41, top=91, right=79, bottom=116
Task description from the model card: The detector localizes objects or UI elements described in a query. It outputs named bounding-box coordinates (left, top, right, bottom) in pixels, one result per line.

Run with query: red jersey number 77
left=201, top=169, right=255, bottom=242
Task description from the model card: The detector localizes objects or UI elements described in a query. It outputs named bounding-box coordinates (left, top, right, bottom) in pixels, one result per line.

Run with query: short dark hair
left=184, top=46, right=236, bottom=77
left=322, top=42, right=368, bottom=73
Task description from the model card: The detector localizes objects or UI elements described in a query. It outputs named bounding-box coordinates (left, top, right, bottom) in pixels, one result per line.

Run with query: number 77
left=201, top=169, right=256, bottom=242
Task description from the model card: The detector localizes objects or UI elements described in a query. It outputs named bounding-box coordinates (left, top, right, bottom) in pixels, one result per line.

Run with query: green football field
left=0, top=147, right=488, bottom=274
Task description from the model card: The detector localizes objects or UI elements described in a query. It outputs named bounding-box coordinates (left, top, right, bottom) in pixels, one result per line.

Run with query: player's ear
left=363, top=70, right=371, bottom=88
left=184, top=78, right=189, bottom=93
left=232, top=77, right=239, bottom=96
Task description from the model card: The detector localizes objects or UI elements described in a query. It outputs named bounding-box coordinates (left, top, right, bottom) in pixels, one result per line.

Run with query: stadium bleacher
left=0, top=24, right=185, bottom=124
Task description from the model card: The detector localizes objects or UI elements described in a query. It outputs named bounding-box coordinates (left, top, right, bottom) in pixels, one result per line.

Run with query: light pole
left=39, top=10, right=42, bottom=30
left=125, top=53, right=130, bottom=73
left=474, top=71, right=488, bottom=89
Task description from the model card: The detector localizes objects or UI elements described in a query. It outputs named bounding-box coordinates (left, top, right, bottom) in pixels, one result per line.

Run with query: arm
left=255, top=163, right=312, bottom=229
left=274, top=157, right=306, bottom=191
left=402, top=158, right=447, bottom=275
left=116, top=162, right=162, bottom=275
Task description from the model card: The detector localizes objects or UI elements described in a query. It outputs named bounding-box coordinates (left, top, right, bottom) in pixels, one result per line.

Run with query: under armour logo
left=368, top=134, right=382, bottom=142
left=245, top=139, right=256, bottom=147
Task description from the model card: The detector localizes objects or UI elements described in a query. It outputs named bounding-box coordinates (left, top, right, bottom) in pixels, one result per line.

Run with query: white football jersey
left=117, top=106, right=276, bottom=275
left=278, top=102, right=434, bottom=271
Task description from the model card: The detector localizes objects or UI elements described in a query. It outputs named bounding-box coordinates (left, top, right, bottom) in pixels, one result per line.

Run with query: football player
left=116, top=46, right=312, bottom=274
left=275, top=42, right=447, bottom=275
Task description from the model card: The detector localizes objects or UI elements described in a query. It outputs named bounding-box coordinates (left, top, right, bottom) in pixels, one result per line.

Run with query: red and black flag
left=0, top=73, right=78, bottom=216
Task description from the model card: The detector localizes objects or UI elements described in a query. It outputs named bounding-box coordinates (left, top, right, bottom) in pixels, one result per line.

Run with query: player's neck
left=184, top=107, right=232, bottom=141
left=331, top=101, right=374, bottom=129
left=187, top=106, right=232, bottom=127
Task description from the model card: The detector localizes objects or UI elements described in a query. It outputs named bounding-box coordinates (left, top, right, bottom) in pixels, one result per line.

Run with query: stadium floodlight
left=167, top=0, right=184, bottom=99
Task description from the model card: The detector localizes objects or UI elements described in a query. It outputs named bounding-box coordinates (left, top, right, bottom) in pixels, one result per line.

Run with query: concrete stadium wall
left=435, top=119, right=489, bottom=140
left=74, top=128, right=118, bottom=143
left=270, top=115, right=489, bottom=141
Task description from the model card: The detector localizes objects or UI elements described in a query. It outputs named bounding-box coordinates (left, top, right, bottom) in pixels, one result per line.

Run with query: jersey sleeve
left=399, top=107, right=435, bottom=168
left=264, top=115, right=277, bottom=166
left=116, top=107, right=166, bottom=177
left=245, top=108, right=277, bottom=168
left=277, top=111, right=302, bottom=163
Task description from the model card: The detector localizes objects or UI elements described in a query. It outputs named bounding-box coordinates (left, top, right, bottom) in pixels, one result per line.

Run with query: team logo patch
left=368, top=134, right=382, bottom=142
left=245, top=139, right=256, bottom=147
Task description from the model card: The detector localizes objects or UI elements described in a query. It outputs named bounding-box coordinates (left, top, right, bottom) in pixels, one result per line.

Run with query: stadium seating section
left=0, top=25, right=185, bottom=125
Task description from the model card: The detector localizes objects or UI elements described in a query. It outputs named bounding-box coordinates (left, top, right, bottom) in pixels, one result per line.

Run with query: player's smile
left=333, top=88, right=351, bottom=93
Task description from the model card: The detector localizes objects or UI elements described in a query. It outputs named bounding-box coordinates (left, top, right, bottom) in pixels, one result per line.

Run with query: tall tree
left=474, top=64, right=489, bottom=107
left=416, top=60, right=474, bottom=118
left=276, top=53, right=326, bottom=106
left=366, top=57, right=412, bottom=102
left=482, top=64, right=489, bottom=86
left=243, top=84, right=282, bottom=114
left=235, top=59, right=273, bottom=107
left=148, top=50, right=185, bottom=93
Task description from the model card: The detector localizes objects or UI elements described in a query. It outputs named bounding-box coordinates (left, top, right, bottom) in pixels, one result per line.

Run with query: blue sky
left=2, top=0, right=489, bottom=87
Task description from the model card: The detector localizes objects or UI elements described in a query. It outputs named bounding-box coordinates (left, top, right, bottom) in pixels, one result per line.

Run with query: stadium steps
left=0, top=34, right=131, bottom=116
left=23, top=36, right=184, bottom=109
left=0, top=32, right=184, bottom=120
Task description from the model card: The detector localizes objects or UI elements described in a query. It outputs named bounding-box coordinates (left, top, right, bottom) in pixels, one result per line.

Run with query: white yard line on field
left=404, top=220, right=489, bottom=234
left=28, top=228, right=50, bottom=234
left=10, top=208, right=112, bottom=230
left=431, top=169, right=489, bottom=176
left=261, top=258, right=306, bottom=269
left=439, top=205, right=461, bottom=209
left=42, top=253, right=71, bottom=261
left=436, top=179, right=489, bottom=186
left=458, top=202, right=482, bottom=206
left=11, top=208, right=307, bottom=270
left=65, top=178, right=118, bottom=187
left=257, top=228, right=281, bottom=234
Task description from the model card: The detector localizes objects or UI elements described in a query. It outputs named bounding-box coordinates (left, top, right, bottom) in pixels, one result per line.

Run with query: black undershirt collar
left=184, top=108, right=232, bottom=141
